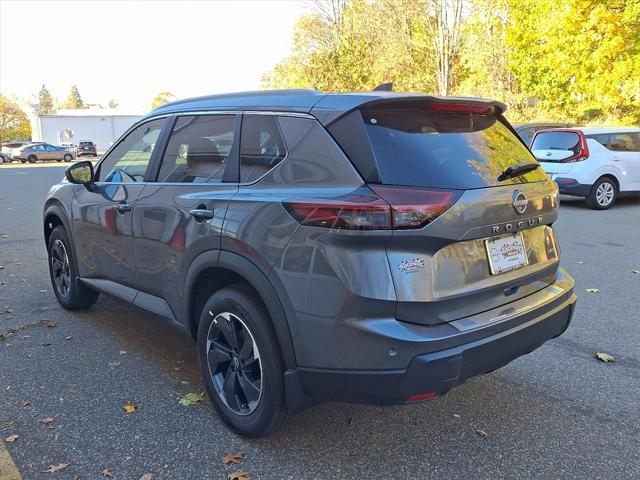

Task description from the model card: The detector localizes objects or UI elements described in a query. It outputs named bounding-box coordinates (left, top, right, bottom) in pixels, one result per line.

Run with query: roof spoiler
left=372, top=82, right=393, bottom=92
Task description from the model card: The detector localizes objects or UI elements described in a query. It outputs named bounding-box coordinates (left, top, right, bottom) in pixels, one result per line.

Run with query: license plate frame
left=485, top=232, right=529, bottom=275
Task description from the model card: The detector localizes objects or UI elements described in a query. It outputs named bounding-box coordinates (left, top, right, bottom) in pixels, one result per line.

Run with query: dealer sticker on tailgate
left=485, top=232, right=528, bottom=275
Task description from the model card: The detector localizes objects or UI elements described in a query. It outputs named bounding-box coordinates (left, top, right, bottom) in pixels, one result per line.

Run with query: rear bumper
left=555, top=178, right=591, bottom=196
left=286, top=268, right=575, bottom=409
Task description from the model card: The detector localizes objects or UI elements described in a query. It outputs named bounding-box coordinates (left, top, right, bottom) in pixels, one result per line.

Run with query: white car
left=531, top=127, right=640, bottom=209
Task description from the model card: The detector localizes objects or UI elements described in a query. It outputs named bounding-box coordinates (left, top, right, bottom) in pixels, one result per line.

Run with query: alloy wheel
left=595, top=182, right=614, bottom=207
left=205, top=311, right=262, bottom=415
left=51, top=239, right=71, bottom=297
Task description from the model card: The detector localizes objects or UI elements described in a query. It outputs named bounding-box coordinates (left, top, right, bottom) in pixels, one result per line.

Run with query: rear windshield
left=362, top=106, right=545, bottom=189
left=531, top=131, right=580, bottom=153
left=79, top=142, right=93, bottom=146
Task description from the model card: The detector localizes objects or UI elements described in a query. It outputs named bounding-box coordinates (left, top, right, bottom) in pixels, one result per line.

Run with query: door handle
left=189, top=208, right=214, bottom=221
left=113, top=203, right=132, bottom=213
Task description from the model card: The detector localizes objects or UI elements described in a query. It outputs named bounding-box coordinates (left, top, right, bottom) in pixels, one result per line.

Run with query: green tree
left=38, top=84, right=56, bottom=115
left=150, top=92, right=176, bottom=110
left=506, top=0, right=640, bottom=124
left=0, top=95, right=31, bottom=143
left=62, top=85, right=84, bottom=109
left=263, top=0, right=438, bottom=93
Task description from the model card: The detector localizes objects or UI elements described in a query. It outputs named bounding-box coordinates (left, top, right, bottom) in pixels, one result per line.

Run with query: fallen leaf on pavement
left=139, top=474, right=153, bottom=480
left=43, top=463, right=69, bottom=473
left=122, top=401, right=137, bottom=413
left=39, top=417, right=55, bottom=425
left=595, top=352, right=615, bottom=363
left=101, top=469, right=113, bottom=477
left=20, top=400, right=30, bottom=407
left=576, top=261, right=585, bottom=265
left=222, top=452, right=245, bottom=465
left=5, top=435, right=19, bottom=443
left=109, top=361, right=121, bottom=369
left=630, top=270, right=640, bottom=274
left=38, top=319, right=57, bottom=328
left=585, top=288, right=600, bottom=293
left=475, top=429, right=488, bottom=437
left=65, top=336, right=72, bottom=341
left=119, top=350, right=127, bottom=355
left=178, top=392, right=205, bottom=406
left=228, top=471, right=250, bottom=480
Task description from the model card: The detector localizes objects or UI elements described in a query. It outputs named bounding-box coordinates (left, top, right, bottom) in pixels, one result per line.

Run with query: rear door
left=132, top=113, right=239, bottom=316
left=605, top=132, right=640, bottom=191
left=356, top=101, right=559, bottom=324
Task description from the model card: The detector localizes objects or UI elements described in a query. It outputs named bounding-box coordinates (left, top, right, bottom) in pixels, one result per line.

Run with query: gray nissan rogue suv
left=43, top=90, right=576, bottom=437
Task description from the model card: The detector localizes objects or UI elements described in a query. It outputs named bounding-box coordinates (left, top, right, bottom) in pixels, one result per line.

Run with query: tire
left=197, top=284, right=289, bottom=437
left=63, top=154, right=72, bottom=162
left=19, top=158, right=26, bottom=164
left=47, top=226, right=99, bottom=310
left=0, top=155, right=5, bottom=164
left=585, top=177, right=617, bottom=210
left=27, top=155, right=37, bottom=164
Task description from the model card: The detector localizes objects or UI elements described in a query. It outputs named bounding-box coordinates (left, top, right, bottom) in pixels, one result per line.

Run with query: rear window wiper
left=498, top=162, right=539, bottom=181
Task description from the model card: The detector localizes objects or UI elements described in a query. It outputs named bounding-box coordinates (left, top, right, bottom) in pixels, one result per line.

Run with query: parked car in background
left=77, top=140, right=97, bottom=157
left=45, top=89, right=575, bottom=437
left=514, top=122, right=577, bottom=146
left=59, top=142, right=77, bottom=154
left=11, top=143, right=75, bottom=163
left=2, top=141, right=34, bottom=163
left=531, top=127, right=640, bottom=209
left=0, top=152, right=8, bottom=164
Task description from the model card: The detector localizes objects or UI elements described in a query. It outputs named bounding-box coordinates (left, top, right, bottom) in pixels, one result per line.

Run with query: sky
left=0, top=0, right=308, bottom=112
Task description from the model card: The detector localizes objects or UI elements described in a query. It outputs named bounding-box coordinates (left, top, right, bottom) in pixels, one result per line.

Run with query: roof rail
left=372, top=82, right=393, bottom=92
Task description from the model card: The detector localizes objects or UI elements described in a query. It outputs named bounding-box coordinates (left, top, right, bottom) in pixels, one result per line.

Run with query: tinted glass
left=157, top=115, right=235, bottom=183
left=363, top=106, right=545, bottom=189
left=587, top=134, right=611, bottom=148
left=609, top=133, right=638, bottom=152
left=98, top=118, right=164, bottom=182
left=240, top=115, right=286, bottom=183
left=531, top=131, right=580, bottom=152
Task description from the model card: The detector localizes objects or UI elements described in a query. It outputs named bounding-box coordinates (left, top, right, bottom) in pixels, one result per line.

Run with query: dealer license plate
left=485, top=233, right=528, bottom=275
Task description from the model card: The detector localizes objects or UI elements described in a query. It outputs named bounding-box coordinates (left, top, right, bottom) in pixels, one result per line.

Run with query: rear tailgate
left=532, top=129, right=588, bottom=177
left=355, top=99, right=559, bottom=325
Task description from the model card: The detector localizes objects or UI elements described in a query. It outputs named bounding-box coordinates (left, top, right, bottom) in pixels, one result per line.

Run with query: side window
left=97, top=118, right=165, bottom=182
left=157, top=115, right=235, bottom=183
left=45, top=144, right=56, bottom=151
left=588, top=134, right=611, bottom=149
left=34, top=145, right=45, bottom=151
left=240, top=115, right=286, bottom=183
left=609, top=133, right=639, bottom=152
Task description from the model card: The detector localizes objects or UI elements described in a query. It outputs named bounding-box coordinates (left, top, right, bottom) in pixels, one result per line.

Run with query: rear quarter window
left=362, top=105, right=545, bottom=189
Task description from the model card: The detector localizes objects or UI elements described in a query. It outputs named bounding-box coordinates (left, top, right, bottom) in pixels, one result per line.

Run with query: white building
left=31, top=108, right=143, bottom=152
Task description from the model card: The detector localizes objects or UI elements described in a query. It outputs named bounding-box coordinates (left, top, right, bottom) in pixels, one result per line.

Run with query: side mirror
left=65, top=161, right=96, bottom=190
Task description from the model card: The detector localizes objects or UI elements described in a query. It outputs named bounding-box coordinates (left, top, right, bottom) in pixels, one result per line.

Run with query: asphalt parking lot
left=1, top=164, right=639, bottom=480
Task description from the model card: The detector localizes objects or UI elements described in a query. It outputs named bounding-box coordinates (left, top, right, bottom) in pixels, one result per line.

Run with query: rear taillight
left=284, top=197, right=390, bottom=230
left=370, top=185, right=460, bottom=229
left=283, top=186, right=460, bottom=231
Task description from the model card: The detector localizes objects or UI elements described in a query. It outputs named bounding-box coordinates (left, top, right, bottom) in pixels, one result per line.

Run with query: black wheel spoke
left=207, top=342, right=232, bottom=371
left=237, top=373, right=260, bottom=403
left=222, top=366, right=239, bottom=408
left=218, top=315, right=238, bottom=350
left=239, top=330, right=253, bottom=361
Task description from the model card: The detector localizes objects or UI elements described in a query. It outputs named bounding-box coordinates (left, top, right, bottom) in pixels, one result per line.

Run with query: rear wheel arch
left=597, top=174, right=619, bottom=192
left=184, top=250, right=297, bottom=370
